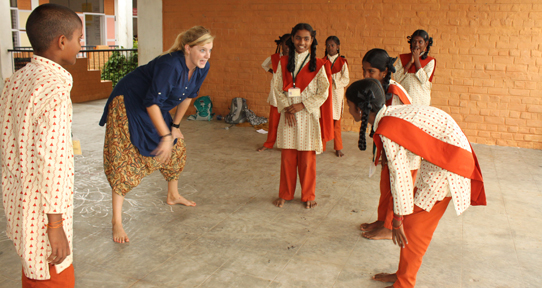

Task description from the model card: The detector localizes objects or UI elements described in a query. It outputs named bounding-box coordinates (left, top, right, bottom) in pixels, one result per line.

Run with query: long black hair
left=324, top=36, right=340, bottom=57
left=362, top=48, right=396, bottom=92
left=287, top=23, right=318, bottom=73
left=407, top=29, right=433, bottom=60
left=345, top=79, right=386, bottom=151
left=274, top=33, right=291, bottom=54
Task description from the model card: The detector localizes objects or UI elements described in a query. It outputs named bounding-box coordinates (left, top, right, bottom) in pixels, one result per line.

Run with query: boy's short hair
left=26, top=4, right=82, bottom=53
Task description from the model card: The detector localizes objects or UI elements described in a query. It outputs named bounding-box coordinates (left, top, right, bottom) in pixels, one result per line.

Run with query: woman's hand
left=391, top=218, right=408, bottom=248
left=152, top=135, right=174, bottom=163
left=285, top=112, right=296, bottom=127
left=172, top=127, right=184, bottom=140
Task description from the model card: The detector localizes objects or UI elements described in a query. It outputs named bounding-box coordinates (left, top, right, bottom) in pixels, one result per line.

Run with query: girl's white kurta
left=274, top=50, right=330, bottom=153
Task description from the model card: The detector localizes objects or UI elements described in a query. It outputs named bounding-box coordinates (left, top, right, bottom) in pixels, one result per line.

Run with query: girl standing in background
left=322, top=36, right=350, bottom=157
left=258, top=33, right=290, bottom=152
left=394, top=29, right=435, bottom=106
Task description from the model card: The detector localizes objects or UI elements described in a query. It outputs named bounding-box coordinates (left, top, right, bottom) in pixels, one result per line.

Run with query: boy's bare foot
left=305, top=200, right=318, bottom=209
left=166, top=195, right=196, bottom=206
left=273, top=198, right=286, bottom=208
left=372, top=273, right=397, bottom=283
left=362, top=226, right=393, bottom=240
left=112, top=221, right=129, bottom=243
left=257, top=146, right=268, bottom=152
left=335, top=150, right=344, bottom=157
left=360, top=220, right=383, bottom=231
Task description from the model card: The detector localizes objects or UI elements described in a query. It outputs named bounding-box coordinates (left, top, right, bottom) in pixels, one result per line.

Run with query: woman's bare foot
left=257, top=146, right=269, bottom=152
left=167, top=194, right=196, bottom=206
left=362, top=226, right=393, bottom=240
left=305, top=200, right=318, bottom=209
left=360, top=220, right=383, bottom=231
left=273, top=198, right=286, bottom=208
left=372, top=273, right=397, bottom=283
left=112, top=221, right=129, bottom=243
left=335, top=150, right=344, bottom=157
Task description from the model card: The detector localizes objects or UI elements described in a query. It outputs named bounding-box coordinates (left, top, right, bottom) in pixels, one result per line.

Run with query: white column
left=115, top=0, right=133, bottom=49
left=30, top=0, right=39, bottom=9
left=137, top=0, right=162, bottom=66
left=0, top=1, right=14, bottom=82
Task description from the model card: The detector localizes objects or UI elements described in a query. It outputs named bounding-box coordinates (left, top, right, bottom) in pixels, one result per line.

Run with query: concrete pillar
left=0, top=1, right=13, bottom=82
left=31, top=0, right=39, bottom=9
left=137, top=0, right=162, bottom=65
left=115, top=0, right=133, bottom=49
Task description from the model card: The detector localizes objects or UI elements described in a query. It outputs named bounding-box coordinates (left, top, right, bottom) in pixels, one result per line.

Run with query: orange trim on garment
left=399, top=53, right=436, bottom=82
left=323, top=55, right=348, bottom=75
left=271, top=53, right=281, bottom=73
left=280, top=56, right=334, bottom=142
left=387, top=83, right=411, bottom=106
left=373, top=116, right=486, bottom=206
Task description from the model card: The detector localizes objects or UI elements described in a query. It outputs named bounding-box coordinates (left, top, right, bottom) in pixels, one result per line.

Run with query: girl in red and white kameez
left=322, top=36, right=350, bottom=157
left=258, top=33, right=290, bottom=152
left=394, top=30, right=436, bottom=106
left=345, top=78, right=485, bottom=288
left=272, top=23, right=333, bottom=209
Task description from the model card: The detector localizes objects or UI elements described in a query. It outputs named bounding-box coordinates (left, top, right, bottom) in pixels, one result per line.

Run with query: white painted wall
left=115, top=0, right=133, bottom=49
left=137, top=0, right=162, bottom=65
left=0, top=1, right=14, bottom=82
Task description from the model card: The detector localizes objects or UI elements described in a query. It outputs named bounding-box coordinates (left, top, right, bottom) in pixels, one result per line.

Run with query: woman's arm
left=147, top=105, right=173, bottom=163
left=171, top=98, right=192, bottom=139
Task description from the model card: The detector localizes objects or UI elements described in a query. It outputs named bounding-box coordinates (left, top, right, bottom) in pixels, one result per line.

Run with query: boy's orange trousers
left=22, top=264, right=74, bottom=288
left=279, top=149, right=316, bottom=202
left=263, top=106, right=280, bottom=149
left=322, top=119, right=343, bottom=151
left=394, top=196, right=451, bottom=288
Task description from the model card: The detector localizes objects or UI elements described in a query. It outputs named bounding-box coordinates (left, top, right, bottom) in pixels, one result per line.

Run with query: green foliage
left=101, top=40, right=138, bottom=87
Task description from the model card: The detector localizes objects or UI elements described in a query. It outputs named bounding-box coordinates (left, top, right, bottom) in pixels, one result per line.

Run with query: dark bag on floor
left=225, top=97, right=248, bottom=124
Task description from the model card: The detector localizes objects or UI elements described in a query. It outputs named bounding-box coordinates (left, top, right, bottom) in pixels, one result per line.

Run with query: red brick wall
left=18, top=0, right=31, bottom=10
left=162, top=0, right=542, bottom=149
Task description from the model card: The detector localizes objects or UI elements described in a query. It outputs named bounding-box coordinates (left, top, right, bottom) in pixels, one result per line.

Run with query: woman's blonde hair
left=163, top=26, right=214, bottom=55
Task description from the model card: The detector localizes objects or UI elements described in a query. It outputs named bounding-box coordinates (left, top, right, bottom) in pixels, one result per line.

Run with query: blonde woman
left=99, top=26, right=214, bottom=243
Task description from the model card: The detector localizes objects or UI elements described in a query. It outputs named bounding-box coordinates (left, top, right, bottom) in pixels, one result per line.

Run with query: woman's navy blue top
left=99, top=51, right=210, bottom=156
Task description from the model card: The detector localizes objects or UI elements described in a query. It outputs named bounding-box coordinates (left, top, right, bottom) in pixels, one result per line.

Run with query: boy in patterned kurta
left=0, top=4, right=82, bottom=287
left=345, top=79, right=485, bottom=288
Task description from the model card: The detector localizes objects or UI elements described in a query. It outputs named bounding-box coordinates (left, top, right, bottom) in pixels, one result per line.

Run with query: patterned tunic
left=262, top=54, right=280, bottom=107
left=274, top=51, right=330, bottom=153
left=393, top=56, right=435, bottom=106
left=1, top=56, right=74, bottom=279
left=326, top=54, right=350, bottom=120
left=386, top=80, right=420, bottom=171
left=374, top=105, right=471, bottom=216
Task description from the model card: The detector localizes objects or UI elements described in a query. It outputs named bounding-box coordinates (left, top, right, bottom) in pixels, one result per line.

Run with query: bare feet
left=360, top=220, right=383, bottom=231
left=362, top=226, right=393, bottom=240
left=257, top=146, right=269, bottom=152
left=335, top=150, right=344, bottom=157
left=372, top=273, right=397, bottom=283
left=273, top=198, right=286, bottom=208
left=112, top=221, right=129, bottom=243
left=166, top=194, right=196, bottom=206
left=305, top=200, right=318, bottom=209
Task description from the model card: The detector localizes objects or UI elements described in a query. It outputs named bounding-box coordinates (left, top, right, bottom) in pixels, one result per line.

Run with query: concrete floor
left=1, top=98, right=541, bottom=288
